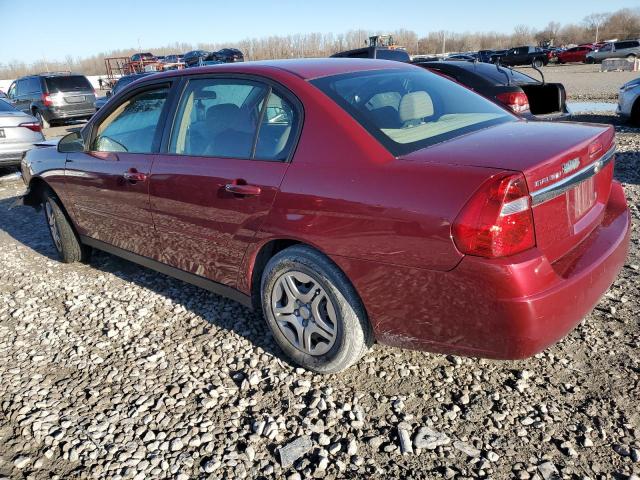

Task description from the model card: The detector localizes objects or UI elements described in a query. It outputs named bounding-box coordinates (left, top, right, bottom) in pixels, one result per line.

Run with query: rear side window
left=45, top=76, right=92, bottom=93
left=92, top=87, right=169, bottom=153
left=312, top=69, right=514, bottom=156
left=170, top=78, right=299, bottom=161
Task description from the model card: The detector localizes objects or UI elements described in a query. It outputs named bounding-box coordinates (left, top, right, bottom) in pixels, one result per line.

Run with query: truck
left=492, top=46, right=549, bottom=68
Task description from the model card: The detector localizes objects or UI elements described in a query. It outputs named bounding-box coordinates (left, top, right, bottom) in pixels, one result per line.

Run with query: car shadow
left=0, top=194, right=291, bottom=368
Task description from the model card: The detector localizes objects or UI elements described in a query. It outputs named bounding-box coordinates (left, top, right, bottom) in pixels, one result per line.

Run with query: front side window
left=312, top=69, right=514, bottom=156
left=92, top=87, right=169, bottom=153
left=170, top=78, right=299, bottom=160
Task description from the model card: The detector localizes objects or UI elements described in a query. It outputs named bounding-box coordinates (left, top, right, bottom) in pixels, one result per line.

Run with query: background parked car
left=586, top=40, right=640, bottom=63
left=557, top=45, right=594, bottom=63
left=216, top=48, right=244, bottom=63
left=5, top=73, right=96, bottom=128
left=495, top=46, right=549, bottom=67
left=417, top=61, right=569, bottom=120
left=94, top=72, right=154, bottom=110
left=489, top=49, right=508, bottom=63
left=183, top=50, right=210, bottom=67
left=476, top=49, right=494, bottom=63
left=617, top=77, right=640, bottom=124
left=331, top=46, right=411, bottom=62
left=0, top=99, right=44, bottom=167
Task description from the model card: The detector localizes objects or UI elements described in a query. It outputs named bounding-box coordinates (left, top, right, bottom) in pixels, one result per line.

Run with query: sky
left=1, top=0, right=639, bottom=65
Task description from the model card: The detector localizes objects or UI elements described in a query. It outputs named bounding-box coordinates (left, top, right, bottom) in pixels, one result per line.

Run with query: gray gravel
left=0, top=112, right=639, bottom=479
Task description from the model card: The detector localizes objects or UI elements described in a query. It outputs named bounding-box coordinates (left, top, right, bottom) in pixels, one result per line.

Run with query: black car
left=477, top=49, right=494, bottom=63
left=416, top=61, right=569, bottom=120
left=494, top=46, right=549, bottom=68
left=331, top=46, right=411, bottom=62
left=183, top=50, right=210, bottom=68
left=94, top=73, right=153, bottom=110
left=5, top=73, right=96, bottom=128
left=216, top=48, right=244, bottom=63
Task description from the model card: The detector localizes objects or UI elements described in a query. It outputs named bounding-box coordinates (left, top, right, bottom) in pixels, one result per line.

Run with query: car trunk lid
left=400, top=120, right=616, bottom=262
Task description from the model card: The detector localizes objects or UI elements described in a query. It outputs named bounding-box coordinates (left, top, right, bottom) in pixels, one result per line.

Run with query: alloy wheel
left=45, top=201, right=62, bottom=252
left=270, top=270, right=337, bottom=356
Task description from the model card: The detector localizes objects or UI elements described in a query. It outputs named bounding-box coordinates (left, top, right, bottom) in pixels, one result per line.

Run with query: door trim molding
left=80, top=236, right=253, bottom=308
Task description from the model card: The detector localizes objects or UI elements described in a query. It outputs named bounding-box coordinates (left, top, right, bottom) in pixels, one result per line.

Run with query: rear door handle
left=123, top=169, right=147, bottom=182
left=225, top=181, right=261, bottom=196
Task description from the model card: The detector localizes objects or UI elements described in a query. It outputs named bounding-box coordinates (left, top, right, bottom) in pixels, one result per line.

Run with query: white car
left=617, top=77, right=640, bottom=124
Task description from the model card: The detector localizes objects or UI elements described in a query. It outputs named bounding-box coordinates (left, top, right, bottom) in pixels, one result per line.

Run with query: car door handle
left=225, top=181, right=261, bottom=196
left=123, top=169, right=147, bottom=182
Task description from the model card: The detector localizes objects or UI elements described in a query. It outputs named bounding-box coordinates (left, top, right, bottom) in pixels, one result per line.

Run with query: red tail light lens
left=41, top=93, right=53, bottom=107
left=19, top=122, right=42, bottom=132
left=496, top=92, right=530, bottom=114
left=452, top=173, right=535, bottom=258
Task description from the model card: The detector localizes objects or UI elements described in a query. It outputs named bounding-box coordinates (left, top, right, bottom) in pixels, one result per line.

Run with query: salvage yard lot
left=0, top=67, right=639, bottom=479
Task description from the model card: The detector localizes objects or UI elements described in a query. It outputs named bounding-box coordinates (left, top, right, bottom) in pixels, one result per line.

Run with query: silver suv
left=586, top=40, right=640, bottom=63
left=6, top=73, right=96, bottom=128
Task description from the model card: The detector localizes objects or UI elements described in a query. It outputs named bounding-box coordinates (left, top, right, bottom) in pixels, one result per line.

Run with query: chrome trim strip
left=530, top=144, right=615, bottom=206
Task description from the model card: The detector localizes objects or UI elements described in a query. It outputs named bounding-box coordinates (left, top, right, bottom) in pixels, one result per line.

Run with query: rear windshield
left=45, top=76, right=93, bottom=93
left=474, top=64, right=539, bottom=85
left=0, top=99, right=17, bottom=112
left=374, top=49, right=411, bottom=62
left=311, top=69, right=515, bottom=156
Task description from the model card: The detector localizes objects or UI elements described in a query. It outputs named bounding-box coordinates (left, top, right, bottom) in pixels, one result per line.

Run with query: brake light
left=19, top=122, right=42, bottom=132
left=41, top=93, right=53, bottom=107
left=452, top=173, right=535, bottom=258
left=496, top=92, right=530, bottom=114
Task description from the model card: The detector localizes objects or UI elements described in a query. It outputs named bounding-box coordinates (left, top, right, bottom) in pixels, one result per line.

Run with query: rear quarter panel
left=237, top=69, right=505, bottom=293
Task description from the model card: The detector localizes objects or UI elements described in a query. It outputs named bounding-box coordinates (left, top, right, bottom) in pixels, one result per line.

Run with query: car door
left=12, top=79, right=29, bottom=113
left=149, top=76, right=301, bottom=286
left=64, top=80, right=175, bottom=259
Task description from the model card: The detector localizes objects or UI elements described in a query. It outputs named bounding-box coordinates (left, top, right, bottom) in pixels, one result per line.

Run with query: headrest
left=206, top=103, right=240, bottom=123
left=399, top=91, right=434, bottom=123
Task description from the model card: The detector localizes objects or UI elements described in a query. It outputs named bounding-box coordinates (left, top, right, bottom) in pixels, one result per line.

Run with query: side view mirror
left=58, top=131, right=85, bottom=153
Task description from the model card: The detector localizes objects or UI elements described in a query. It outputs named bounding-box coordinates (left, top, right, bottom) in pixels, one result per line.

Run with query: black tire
left=627, top=54, right=637, bottom=62
left=34, top=110, right=50, bottom=129
left=43, top=190, right=89, bottom=263
left=532, top=58, right=544, bottom=68
left=586, top=57, right=595, bottom=64
left=261, top=245, right=373, bottom=374
left=631, top=99, right=640, bottom=126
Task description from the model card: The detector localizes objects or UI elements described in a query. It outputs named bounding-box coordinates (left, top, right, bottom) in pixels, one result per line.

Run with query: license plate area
left=571, top=176, right=596, bottom=220
left=65, top=95, right=85, bottom=104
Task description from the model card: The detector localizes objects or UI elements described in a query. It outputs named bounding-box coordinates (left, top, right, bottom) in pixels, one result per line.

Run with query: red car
left=557, top=46, right=594, bottom=64
left=18, top=59, right=630, bottom=373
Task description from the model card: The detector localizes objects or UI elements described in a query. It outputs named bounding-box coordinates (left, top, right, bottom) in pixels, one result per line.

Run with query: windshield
left=45, top=76, right=93, bottom=92
left=311, top=69, right=515, bottom=156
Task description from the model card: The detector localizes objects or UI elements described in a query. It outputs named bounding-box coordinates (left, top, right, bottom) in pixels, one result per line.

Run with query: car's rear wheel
left=34, top=110, right=50, bottom=129
left=261, top=245, right=373, bottom=374
left=586, top=57, right=595, bottom=64
left=631, top=99, right=640, bottom=126
left=43, top=191, right=89, bottom=263
left=532, top=59, right=544, bottom=68
left=627, top=54, right=637, bottom=62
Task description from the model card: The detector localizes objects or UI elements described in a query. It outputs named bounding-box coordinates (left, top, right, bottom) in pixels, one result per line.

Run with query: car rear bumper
left=0, top=141, right=41, bottom=165
left=333, top=181, right=630, bottom=359
left=45, top=107, right=95, bottom=121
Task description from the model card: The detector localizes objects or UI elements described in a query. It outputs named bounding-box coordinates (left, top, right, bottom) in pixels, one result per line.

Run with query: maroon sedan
left=556, top=46, right=594, bottom=64
left=18, top=59, right=630, bottom=373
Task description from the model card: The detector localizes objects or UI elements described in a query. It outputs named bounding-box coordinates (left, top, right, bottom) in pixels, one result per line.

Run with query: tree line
left=1, top=7, right=638, bottom=79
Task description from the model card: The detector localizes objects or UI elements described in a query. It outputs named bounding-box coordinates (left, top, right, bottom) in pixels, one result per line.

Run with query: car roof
left=152, top=58, right=414, bottom=82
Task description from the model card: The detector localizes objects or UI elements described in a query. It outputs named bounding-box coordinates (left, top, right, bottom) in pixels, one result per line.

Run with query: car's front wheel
left=43, top=191, right=89, bottom=263
left=261, top=245, right=373, bottom=374
left=586, top=57, right=595, bottom=64
left=627, top=54, right=637, bottom=62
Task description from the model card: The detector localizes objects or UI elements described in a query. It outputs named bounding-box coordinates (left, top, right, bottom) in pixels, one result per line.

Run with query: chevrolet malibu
left=18, top=59, right=630, bottom=373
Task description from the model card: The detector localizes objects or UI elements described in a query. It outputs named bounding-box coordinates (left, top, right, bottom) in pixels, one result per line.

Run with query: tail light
left=452, top=173, right=535, bottom=258
left=496, top=92, right=530, bottom=114
left=19, top=122, right=42, bottom=133
left=41, top=93, right=53, bottom=107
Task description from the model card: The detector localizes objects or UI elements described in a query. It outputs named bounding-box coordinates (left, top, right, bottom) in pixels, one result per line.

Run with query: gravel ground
left=0, top=112, right=639, bottom=480
left=515, top=64, right=638, bottom=100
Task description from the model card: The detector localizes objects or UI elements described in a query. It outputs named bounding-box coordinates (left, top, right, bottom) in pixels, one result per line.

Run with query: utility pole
left=442, top=32, right=446, bottom=55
